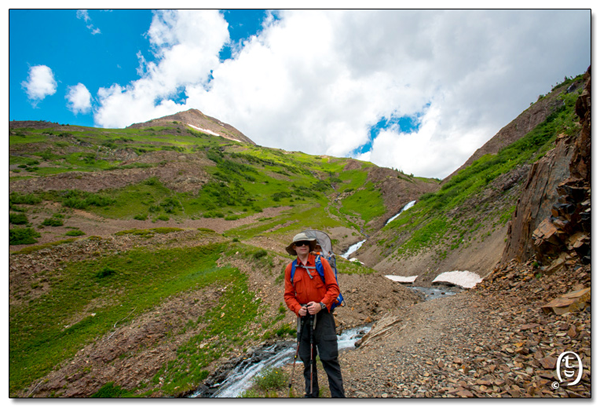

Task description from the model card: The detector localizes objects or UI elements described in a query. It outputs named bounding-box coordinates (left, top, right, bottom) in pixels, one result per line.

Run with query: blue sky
left=8, top=8, right=592, bottom=179
left=10, top=9, right=268, bottom=126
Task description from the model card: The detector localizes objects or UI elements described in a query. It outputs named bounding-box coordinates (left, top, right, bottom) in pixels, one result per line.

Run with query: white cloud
left=76, top=10, right=90, bottom=22
left=94, top=10, right=229, bottom=128
left=93, top=10, right=590, bottom=178
left=66, top=83, right=92, bottom=115
left=21, top=65, right=57, bottom=106
left=77, top=9, right=101, bottom=35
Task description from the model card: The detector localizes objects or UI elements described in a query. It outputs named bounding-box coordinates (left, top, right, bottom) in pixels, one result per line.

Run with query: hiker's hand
left=307, top=302, right=320, bottom=315
left=298, top=306, right=308, bottom=317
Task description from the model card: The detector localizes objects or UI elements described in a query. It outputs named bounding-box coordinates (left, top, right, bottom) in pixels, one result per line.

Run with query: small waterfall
left=385, top=200, right=416, bottom=226
left=341, top=239, right=366, bottom=259
left=210, top=343, right=296, bottom=398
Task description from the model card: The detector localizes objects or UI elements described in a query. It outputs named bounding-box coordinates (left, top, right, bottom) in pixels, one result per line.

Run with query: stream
left=341, top=239, right=366, bottom=259
left=409, top=286, right=462, bottom=301
left=385, top=200, right=416, bottom=226
left=190, top=325, right=372, bottom=398
left=190, top=286, right=460, bottom=398
left=341, top=200, right=417, bottom=261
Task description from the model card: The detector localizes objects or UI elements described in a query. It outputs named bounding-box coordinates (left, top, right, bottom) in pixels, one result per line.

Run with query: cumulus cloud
left=66, top=83, right=92, bottom=115
left=94, top=10, right=229, bottom=127
left=21, top=65, right=57, bottom=106
left=93, top=9, right=590, bottom=178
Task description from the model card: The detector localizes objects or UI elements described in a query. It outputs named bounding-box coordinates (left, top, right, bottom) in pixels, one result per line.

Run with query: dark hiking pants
left=299, top=310, right=345, bottom=398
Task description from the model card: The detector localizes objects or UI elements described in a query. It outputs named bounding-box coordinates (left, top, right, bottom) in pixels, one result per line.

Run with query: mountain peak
left=128, top=109, right=255, bottom=145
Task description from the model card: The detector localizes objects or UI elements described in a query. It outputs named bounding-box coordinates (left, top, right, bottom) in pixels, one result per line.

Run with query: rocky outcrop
left=10, top=120, right=63, bottom=130
left=502, top=67, right=591, bottom=266
left=10, top=151, right=213, bottom=194
left=365, top=167, right=439, bottom=230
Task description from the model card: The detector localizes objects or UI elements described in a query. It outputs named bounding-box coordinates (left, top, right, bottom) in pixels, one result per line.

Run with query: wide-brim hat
left=285, top=232, right=317, bottom=256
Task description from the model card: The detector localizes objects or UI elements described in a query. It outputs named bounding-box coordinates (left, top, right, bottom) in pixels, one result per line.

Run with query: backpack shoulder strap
left=314, top=255, right=326, bottom=281
left=290, top=259, right=298, bottom=283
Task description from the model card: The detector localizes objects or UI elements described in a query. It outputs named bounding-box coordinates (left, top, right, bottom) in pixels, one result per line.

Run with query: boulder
left=541, top=287, right=590, bottom=315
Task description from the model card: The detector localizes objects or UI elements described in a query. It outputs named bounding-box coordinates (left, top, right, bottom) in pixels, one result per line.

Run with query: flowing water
left=384, top=200, right=416, bottom=226
left=340, top=200, right=417, bottom=261
left=191, top=325, right=372, bottom=398
left=341, top=240, right=366, bottom=259
left=409, top=286, right=461, bottom=301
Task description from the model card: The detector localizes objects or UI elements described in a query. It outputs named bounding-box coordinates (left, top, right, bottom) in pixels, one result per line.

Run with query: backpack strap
left=290, top=259, right=297, bottom=283
left=290, top=259, right=317, bottom=283
left=291, top=255, right=345, bottom=311
left=316, top=255, right=345, bottom=310
left=314, top=255, right=325, bottom=281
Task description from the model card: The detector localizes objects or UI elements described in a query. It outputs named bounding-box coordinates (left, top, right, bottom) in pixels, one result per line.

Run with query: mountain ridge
left=127, top=108, right=256, bottom=145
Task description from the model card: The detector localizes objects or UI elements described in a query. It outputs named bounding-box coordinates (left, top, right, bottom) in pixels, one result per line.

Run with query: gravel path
left=284, top=260, right=591, bottom=398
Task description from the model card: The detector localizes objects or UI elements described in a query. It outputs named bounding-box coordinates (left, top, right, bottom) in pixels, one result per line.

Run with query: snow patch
left=187, top=123, right=241, bottom=142
left=432, top=271, right=482, bottom=289
left=385, top=275, right=418, bottom=284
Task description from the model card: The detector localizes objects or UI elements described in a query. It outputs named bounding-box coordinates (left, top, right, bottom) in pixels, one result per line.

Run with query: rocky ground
left=279, top=258, right=591, bottom=399
left=12, top=225, right=591, bottom=399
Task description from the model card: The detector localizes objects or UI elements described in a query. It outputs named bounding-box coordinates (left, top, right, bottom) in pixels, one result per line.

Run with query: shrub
left=275, top=324, right=295, bottom=337
left=65, top=230, right=85, bottom=237
left=96, top=266, right=116, bottom=279
left=143, top=177, right=162, bottom=186
left=271, top=192, right=291, bottom=202
left=9, top=213, right=28, bottom=225
left=41, top=214, right=64, bottom=227
left=160, top=197, right=182, bottom=214
left=62, top=190, right=115, bottom=209
left=91, top=382, right=130, bottom=398
left=252, top=367, right=289, bottom=393
left=9, top=227, right=41, bottom=245
left=253, top=249, right=268, bottom=259
left=10, top=192, right=42, bottom=205
left=134, top=214, right=148, bottom=221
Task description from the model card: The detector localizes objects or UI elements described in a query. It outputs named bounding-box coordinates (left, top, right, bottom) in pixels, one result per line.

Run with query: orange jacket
left=284, top=253, right=340, bottom=316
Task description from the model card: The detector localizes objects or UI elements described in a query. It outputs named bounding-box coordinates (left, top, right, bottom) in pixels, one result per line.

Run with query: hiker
left=284, top=232, right=345, bottom=398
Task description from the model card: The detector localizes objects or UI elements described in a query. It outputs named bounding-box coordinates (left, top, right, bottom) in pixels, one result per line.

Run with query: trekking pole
left=288, top=314, right=306, bottom=397
left=310, top=312, right=317, bottom=396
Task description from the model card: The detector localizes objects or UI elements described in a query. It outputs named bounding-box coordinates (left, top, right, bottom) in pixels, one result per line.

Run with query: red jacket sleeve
left=283, top=262, right=303, bottom=316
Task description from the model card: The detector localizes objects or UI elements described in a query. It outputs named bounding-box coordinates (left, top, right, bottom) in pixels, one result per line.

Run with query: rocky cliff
left=502, top=67, right=591, bottom=268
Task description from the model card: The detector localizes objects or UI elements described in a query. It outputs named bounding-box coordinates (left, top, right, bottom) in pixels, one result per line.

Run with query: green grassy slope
left=10, top=122, right=434, bottom=246
left=366, top=75, right=585, bottom=268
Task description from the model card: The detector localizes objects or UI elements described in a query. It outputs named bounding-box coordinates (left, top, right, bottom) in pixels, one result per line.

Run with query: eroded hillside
left=354, top=74, right=587, bottom=285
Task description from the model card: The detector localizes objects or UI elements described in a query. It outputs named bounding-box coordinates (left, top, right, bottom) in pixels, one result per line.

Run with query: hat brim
left=286, top=239, right=317, bottom=256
